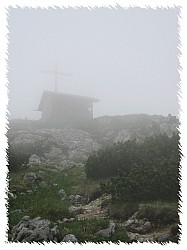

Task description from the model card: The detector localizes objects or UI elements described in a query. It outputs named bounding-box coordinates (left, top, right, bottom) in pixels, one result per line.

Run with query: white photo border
left=0, top=0, right=186, bottom=249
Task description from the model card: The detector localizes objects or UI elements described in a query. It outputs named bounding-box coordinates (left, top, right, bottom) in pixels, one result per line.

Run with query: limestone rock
left=69, top=205, right=83, bottom=213
left=96, top=222, right=115, bottom=238
left=23, top=172, right=38, bottom=183
left=63, top=234, right=78, bottom=243
left=74, top=194, right=83, bottom=203
left=58, top=189, right=67, bottom=200
left=29, top=154, right=41, bottom=164
left=155, top=233, right=171, bottom=242
left=127, top=230, right=171, bottom=243
left=39, top=181, right=48, bottom=188
left=68, top=194, right=85, bottom=203
left=61, top=218, right=75, bottom=223
left=26, top=190, right=33, bottom=194
left=8, top=127, right=101, bottom=163
left=77, top=194, right=111, bottom=220
left=124, top=213, right=152, bottom=234
left=11, top=216, right=59, bottom=242
left=113, top=129, right=131, bottom=143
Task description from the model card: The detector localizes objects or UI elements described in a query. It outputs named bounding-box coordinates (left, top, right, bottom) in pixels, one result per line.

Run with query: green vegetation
left=8, top=166, right=117, bottom=242
left=108, top=202, right=139, bottom=221
left=8, top=161, right=179, bottom=242
left=137, top=202, right=179, bottom=227
left=8, top=124, right=180, bottom=242
left=85, top=133, right=180, bottom=202
left=57, top=218, right=130, bottom=243
left=8, top=140, right=68, bottom=172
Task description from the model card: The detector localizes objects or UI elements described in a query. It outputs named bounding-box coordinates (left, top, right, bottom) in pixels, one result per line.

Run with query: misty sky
left=8, top=7, right=180, bottom=120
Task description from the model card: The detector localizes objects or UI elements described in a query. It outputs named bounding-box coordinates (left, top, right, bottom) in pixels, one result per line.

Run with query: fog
left=8, top=7, right=180, bottom=120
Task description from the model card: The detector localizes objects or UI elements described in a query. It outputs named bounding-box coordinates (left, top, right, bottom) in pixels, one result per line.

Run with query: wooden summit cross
left=40, top=62, right=73, bottom=92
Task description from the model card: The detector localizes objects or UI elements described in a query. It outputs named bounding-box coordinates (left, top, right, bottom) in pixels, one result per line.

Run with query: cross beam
left=40, top=62, right=72, bottom=92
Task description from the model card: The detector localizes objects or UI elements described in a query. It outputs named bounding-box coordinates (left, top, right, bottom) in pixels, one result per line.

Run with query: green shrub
left=99, top=133, right=180, bottom=202
left=137, top=202, right=179, bottom=226
left=108, top=202, right=139, bottom=221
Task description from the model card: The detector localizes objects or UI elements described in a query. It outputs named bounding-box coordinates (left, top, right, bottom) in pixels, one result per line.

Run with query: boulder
left=68, top=194, right=85, bottom=203
left=127, top=232, right=140, bottom=241
left=63, top=234, right=78, bottom=243
left=68, top=195, right=75, bottom=202
left=62, top=218, right=75, bottom=223
left=11, top=216, right=59, bottom=242
left=39, top=181, right=48, bottom=188
left=74, top=194, right=83, bottom=203
left=96, top=222, right=115, bottom=238
left=69, top=205, right=83, bottom=213
left=29, top=154, right=41, bottom=164
left=23, top=172, right=38, bottom=184
left=58, top=189, right=67, bottom=200
left=155, top=233, right=171, bottom=243
left=124, top=213, right=152, bottom=234
left=142, top=221, right=152, bottom=233
left=26, top=190, right=33, bottom=194
left=77, top=194, right=111, bottom=220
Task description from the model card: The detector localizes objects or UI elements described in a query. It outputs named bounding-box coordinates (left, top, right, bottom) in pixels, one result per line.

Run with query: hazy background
left=8, top=7, right=180, bottom=120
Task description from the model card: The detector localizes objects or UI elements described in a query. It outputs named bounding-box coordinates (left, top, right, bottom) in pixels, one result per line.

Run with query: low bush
left=108, top=202, right=139, bottom=221
left=137, top=202, right=179, bottom=226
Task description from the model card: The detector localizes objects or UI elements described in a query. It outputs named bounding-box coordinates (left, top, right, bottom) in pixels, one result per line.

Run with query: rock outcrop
left=63, top=234, right=78, bottom=243
left=8, top=128, right=101, bottom=162
left=124, top=212, right=152, bottom=234
left=11, top=216, right=59, bottom=242
left=23, top=172, right=38, bottom=184
left=8, top=115, right=178, bottom=164
left=58, top=189, right=67, bottom=200
left=96, top=222, right=115, bottom=238
left=76, top=194, right=111, bottom=220
left=29, top=154, right=42, bottom=164
left=123, top=211, right=174, bottom=243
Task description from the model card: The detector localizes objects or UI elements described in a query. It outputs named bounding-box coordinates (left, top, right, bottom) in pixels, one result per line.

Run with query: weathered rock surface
left=155, top=232, right=171, bottom=242
left=96, top=222, right=115, bottom=238
left=69, top=205, right=83, bottom=214
left=8, top=115, right=178, bottom=164
left=113, top=129, right=131, bottom=143
left=123, top=211, right=174, bottom=243
left=77, top=194, right=111, bottom=220
left=124, top=216, right=152, bottom=234
left=39, top=181, right=48, bottom=188
left=11, top=216, right=59, bottom=242
left=58, top=189, right=67, bottom=200
left=63, top=234, right=78, bottom=243
left=126, top=230, right=171, bottom=243
left=8, top=128, right=101, bottom=162
left=29, top=154, right=41, bottom=164
left=23, top=172, right=38, bottom=184
left=68, top=194, right=85, bottom=203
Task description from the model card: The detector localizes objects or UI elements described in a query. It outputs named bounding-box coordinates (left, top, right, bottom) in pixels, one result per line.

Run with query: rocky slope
left=8, top=114, right=179, bottom=243
left=8, top=114, right=178, bottom=164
